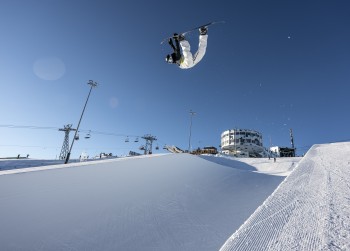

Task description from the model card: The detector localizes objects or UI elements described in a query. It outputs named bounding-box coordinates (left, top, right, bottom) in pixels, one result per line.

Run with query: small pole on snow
left=65, top=80, right=97, bottom=164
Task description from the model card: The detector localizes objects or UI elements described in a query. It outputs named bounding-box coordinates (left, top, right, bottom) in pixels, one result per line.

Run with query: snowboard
left=160, top=21, right=225, bottom=44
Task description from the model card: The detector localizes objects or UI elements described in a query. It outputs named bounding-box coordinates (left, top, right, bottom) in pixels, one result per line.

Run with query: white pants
left=179, top=35, right=208, bottom=69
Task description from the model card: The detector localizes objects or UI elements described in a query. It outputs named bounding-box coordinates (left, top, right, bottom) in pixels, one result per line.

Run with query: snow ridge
left=220, top=142, right=350, bottom=251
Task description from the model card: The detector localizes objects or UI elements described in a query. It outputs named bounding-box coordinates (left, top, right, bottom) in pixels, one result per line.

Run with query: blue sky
left=1, top=0, right=349, bottom=159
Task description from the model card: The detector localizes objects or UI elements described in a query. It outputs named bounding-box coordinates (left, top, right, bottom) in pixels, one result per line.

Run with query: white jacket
left=179, top=35, right=208, bottom=69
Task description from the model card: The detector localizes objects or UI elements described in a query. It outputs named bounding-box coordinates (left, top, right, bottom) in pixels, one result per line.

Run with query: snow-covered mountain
left=0, top=142, right=348, bottom=250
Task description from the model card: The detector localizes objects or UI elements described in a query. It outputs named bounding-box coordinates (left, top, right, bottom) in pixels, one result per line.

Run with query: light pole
left=65, top=80, right=98, bottom=164
left=188, top=110, right=196, bottom=152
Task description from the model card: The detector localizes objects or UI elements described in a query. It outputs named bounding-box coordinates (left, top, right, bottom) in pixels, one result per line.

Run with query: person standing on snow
left=165, top=27, right=208, bottom=69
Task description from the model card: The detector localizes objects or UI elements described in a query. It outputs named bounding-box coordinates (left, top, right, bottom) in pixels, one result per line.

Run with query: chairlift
left=85, top=130, right=91, bottom=139
left=74, top=133, right=80, bottom=140
left=125, top=137, right=129, bottom=143
left=139, top=145, right=145, bottom=150
left=155, top=145, right=159, bottom=150
left=134, top=137, right=139, bottom=143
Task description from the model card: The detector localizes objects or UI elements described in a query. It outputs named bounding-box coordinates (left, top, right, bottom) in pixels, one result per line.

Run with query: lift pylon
left=58, top=124, right=76, bottom=160
left=141, top=134, right=157, bottom=155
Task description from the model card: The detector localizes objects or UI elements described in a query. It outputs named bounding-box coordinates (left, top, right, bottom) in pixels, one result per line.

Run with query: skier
left=165, top=27, right=208, bottom=69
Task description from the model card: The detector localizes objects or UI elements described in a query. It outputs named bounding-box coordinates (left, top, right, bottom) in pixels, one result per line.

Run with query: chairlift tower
left=141, top=134, right=157, bottom=155
left=59, top=124, right=76, bottom=160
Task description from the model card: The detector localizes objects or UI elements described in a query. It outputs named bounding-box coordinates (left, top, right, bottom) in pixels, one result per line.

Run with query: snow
left=0, top=142, right=348, bottom=250
left=0, top=159, right=69, bottom=171
left=220, top=142, right=350, bottom=251
left=0, top=153, right=286, bottom=250
left=199, top=155, right=300, bottom=176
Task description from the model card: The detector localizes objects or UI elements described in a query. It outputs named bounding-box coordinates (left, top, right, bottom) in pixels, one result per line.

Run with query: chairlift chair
left=75, top=132, right=79, bottom=140
left=134, top=137, right=139, bottom=143
left=125, top=137, right=129, bottom=143
left=84, top=131, right=91, bottom=139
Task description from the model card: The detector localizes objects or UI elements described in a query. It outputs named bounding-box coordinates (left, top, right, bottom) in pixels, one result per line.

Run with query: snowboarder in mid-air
left=165, top=27, right=208, bottom=69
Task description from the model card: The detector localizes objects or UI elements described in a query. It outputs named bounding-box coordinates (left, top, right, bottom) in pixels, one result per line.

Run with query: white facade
left=270, top=146, right=280, bottom=156
left=221, top=129, right=264, bottom=157
left=270, top=146, right=295, bottom=157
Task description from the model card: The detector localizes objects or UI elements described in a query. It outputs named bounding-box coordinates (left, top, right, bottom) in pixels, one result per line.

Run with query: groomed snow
left=3, top=143, right=348, bottom=251
left=0, top=153, right=291, bottom=251
left=199, top=155, right=300, bottom=176
left=220, top=142, right=350, bottom=251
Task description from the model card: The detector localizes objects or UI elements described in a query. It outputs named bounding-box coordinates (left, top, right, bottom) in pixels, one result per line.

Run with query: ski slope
left=1, top=142, right=348, bottom=250
left=220, top=142, right=350, bottom=251
left=0, top=153, right=289, bottom=251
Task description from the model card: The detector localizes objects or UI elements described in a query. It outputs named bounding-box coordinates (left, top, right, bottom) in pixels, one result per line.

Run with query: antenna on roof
left=290, top=128, right=296, bottom=157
